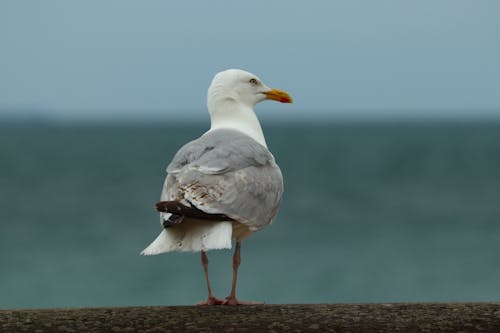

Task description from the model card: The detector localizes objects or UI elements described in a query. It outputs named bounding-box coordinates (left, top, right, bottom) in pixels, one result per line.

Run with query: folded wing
left=161, top=129, right=283, bottom=231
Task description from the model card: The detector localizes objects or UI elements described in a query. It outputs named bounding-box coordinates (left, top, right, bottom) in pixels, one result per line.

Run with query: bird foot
left=197, top=296, right=224, bottom=306
left=222, top=297, right=265, bottom=306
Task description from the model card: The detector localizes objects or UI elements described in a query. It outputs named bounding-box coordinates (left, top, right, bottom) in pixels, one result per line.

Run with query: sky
left=0, top=0, right=499, bottom=122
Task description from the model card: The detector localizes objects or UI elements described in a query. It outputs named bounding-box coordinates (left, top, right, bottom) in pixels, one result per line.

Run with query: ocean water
left=1, top=122, right=500, bottom=308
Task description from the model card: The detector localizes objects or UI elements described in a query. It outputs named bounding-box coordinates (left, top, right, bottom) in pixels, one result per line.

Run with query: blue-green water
left=1, top=122, right=500, bottom=308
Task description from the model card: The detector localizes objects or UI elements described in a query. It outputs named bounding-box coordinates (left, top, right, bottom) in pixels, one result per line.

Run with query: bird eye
left=249, top=78, right=259, bottom=86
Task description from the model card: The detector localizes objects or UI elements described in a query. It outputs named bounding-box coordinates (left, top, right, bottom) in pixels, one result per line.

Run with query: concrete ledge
left=2, top=303, right=500, bottom=333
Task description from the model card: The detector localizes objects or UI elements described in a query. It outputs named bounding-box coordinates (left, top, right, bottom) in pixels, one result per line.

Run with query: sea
left=1, top=121, right=500, bottom=308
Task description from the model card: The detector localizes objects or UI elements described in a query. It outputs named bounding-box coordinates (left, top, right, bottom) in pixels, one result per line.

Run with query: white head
left=206, top=69, right=292, bottom=147
left=207, top=69, right=292, bottom=115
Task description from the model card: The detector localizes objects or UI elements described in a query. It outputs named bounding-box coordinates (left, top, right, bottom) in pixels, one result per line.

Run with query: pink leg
left=197, top=251, right=223, bottom=305
left=223, top=242, right=264, bottom=306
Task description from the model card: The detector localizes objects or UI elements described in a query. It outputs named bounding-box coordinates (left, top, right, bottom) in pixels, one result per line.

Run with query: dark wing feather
left=156, top=201, right=234, bottom=221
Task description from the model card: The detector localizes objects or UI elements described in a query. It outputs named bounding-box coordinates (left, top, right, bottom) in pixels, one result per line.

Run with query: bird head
left=207, top=69, right=292, bottom=113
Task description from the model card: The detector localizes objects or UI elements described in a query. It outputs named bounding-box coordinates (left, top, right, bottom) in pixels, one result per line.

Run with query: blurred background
left=1, top=1, right=499, bottom=308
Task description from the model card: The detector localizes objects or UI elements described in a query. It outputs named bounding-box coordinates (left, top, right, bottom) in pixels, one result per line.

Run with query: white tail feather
left=140, top=220, right=232, bottom=255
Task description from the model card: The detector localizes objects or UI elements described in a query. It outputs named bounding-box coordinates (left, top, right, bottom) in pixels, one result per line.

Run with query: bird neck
left=208, top=102, right=268, bottom=148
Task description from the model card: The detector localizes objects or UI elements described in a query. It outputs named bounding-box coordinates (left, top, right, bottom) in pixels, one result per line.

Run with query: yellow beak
left=264, top=88, right=293, bottom=103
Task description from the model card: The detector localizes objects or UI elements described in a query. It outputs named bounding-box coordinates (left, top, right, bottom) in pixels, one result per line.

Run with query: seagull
left=141, top=69, right=292, bottom=305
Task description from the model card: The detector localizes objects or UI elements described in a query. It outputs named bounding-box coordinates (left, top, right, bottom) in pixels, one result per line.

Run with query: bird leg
left=223, top=241, right=264, bottom=305
left=197, top=251, right=223, bottom=305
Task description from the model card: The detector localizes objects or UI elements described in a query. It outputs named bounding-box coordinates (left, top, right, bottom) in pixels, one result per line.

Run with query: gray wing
left=160, top=129, right=283, bottom=231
